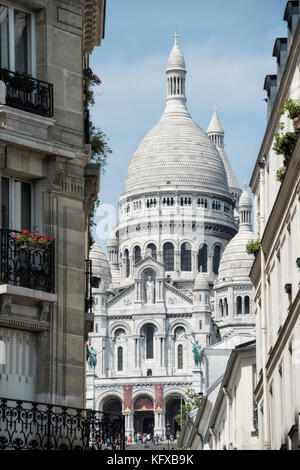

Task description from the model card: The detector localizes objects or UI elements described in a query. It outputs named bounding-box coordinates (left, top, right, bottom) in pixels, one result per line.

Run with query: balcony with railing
left=0, top=68, right=53, bottom=118
left=0, top=229, right=55, bottom=294
left=0, top=397, right=125, bottom=450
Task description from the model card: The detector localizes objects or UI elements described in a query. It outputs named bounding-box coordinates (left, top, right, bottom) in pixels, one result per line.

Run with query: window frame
left=0, top=1, right=36, bottom=75
left=1, top=175, right=34, bottom=231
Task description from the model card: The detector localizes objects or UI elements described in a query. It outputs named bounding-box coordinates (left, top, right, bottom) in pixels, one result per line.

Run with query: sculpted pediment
left=107, top=284, right=135, bottom=309
left=164, top=282, right=193, bottom=306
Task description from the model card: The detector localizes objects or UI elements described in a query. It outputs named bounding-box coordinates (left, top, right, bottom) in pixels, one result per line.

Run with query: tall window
left=145, top=325, right=154, bottom=359
left=117, top=347, right=123, bottom=371
left=146, top=243, right=157, bottom=260
left=219, top=299, right=223, bottom=317
left=134, top=245, right=141, bottom=264
left=178, top=345, right=183, bottom=369
left=0, top=4, right=35, bottom=74
left=237, top=296, right=242, bottom=315
left=213, top=245, right=221, bottom=275
left=224, top=298, right=228, bottom=316
left=163, top=242, right=174, bottom=271
left=1, top=177, right=32, bottom=230
left=198, top=244, right=207, bottom=272
left=245, top=296, right=250, bottom=314
left=124, top=249, right=130, bottom=277
left=180, top=242, right=191, bottom=271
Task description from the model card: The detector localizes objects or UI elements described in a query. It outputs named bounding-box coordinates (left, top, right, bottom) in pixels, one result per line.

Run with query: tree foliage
left=174, top=389, right=202, bottom=429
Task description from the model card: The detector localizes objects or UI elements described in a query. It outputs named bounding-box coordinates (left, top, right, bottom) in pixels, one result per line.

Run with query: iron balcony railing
left=0, top=229, right=55, bottom=293
left=0, top=68, right=53, bottom=118
left=0, top=397, right=125, bottom=450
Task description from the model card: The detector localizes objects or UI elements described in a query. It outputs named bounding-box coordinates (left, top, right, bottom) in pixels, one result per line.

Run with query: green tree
left=84, top=68, right=112, bottom=245
left=174, top=389, right=202, bottom=430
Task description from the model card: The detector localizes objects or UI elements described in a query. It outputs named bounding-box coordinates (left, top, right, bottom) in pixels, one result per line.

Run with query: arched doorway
left=165, top=395, right=185, bottom=436
left=102, top=397, right=122, bottom=415
left=133, top=396, right=154, bottom=435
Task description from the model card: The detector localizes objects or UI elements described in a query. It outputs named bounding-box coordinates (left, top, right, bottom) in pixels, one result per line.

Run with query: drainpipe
left=258, top=159, right=271, bottom=449
left=209, top=427, right=217, bottom=450
left=223, top=387, right=232, bottom=449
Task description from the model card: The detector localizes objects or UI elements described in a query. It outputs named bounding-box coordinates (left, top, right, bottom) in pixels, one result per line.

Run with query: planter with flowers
left=12, top=229, right=54, bottom=252
left=280, top=98, right=300, bottom=132
left=273, top=122, right=297, bottom=172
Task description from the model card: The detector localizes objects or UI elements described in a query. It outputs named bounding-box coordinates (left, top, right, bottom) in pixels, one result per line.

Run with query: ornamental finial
left=243, top=182, right=247, bottom=190
left=173, top=31, right=179, bottom=45
left=213, top=105, right=218, bottom=113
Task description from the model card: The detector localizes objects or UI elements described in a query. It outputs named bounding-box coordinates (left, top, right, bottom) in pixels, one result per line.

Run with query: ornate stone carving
left=39, top=302, right=50, bottom=322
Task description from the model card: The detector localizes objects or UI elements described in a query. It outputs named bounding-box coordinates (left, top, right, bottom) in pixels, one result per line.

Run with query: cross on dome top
left=173, top=31, right=179, bottom=45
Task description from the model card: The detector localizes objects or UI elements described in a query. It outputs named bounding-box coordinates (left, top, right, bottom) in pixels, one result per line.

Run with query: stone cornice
left=0, top=106, right=76, bottom=159
left=0, top=315, right=49, bottom=332
left=83, top=0, right=106, bottom=54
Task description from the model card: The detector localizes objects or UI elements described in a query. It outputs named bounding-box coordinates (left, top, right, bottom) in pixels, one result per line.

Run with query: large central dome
left=125, top=37, right=229, bottom=198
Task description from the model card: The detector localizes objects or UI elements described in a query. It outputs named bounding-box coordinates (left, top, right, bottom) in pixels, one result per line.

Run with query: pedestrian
left=155, top=433, right=159, bottom=445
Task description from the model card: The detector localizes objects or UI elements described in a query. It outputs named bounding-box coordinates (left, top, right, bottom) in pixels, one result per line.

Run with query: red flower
left=17, top=235, right=22, bottom=239
left=12, top=233, right=16, bottom=237
left=22, top=229, right=29, bottom=234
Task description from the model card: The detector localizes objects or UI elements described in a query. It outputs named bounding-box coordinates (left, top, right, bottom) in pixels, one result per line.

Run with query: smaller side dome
left=239, top=184, right=252, bottom=207
left=107, top=228, right=118, bottom=247
left=89, top=243, right=112, bottom=291
left=194, top=272, right=210, bottom=291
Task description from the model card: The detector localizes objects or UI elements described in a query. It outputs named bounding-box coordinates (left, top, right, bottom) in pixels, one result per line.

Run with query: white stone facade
left=250, top=2, right=300, bottom=450
left=87, top=36, right=255, bottom=438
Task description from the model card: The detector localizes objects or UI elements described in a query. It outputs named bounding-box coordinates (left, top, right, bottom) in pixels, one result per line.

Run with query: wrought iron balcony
left=0, top=397, right=125, bottom=450
left=0, top=229, right=55, bottom=293
left=0, top=68, right=53, bottom=118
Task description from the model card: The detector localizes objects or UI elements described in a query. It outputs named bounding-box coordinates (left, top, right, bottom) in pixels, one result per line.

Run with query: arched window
left=145, top=325, right=154, bottom=359
left=213, top=245, right=221, bottom=275
left=219, top=299, right=223, bottom=317
left=237, top=296, right=242, bottom=315
left=175, top=326, right=185, bottom=339
left=180, top=242, right=191, bottom=271
left=134, top=245, right=141, bottom=264
left=147, top=243, right=157, bottom=260
left=178, top=345, right=183, bottom=369
left=117, top=347, right=123, bottom=371
left=224, top=298, right=228, bottom=316
left=245, top=296, right=250, bottom=314
left=124, top=249, right=130, bottom=277
left=198, top=244, right=207, bottom=272
left=163, top=242, right=174, bottom=271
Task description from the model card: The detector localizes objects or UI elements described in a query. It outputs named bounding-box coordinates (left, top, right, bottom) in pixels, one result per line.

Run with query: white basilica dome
left=125, top=38, right=229, bottom=198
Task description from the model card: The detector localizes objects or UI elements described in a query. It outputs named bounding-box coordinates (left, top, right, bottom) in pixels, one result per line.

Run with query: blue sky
left=90, top=0, right=287, bottom=249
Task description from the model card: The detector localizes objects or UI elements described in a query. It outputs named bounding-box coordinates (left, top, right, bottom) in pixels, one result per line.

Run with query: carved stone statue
left=145, top=275, right=155, bottom=304
left=192, top=341, right=203, bottom=368
left=87, top=345, right=97, bottom=371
